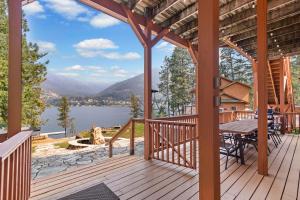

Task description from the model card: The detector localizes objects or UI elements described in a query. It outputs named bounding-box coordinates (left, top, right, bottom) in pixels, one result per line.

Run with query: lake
left=41, top=106, right=131, bottom=134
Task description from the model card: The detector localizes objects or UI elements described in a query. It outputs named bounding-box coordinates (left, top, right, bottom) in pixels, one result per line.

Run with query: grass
left=78, top=123, right=145, bottom=139
left=54, top=141, right=70, bottom=149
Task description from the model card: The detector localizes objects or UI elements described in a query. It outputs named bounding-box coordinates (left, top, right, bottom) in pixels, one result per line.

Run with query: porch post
left=197, top=0, right=220, bottom=199
left=257, top=0, right=268, bottom=175
left=144, top=21, right=152, bottom=160
left=7, top=0, right=22, bottom=138
left=280, top=58, right=285, bottom=112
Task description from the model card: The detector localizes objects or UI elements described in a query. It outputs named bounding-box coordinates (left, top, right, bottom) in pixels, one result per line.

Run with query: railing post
left=108, top=142, right=113, bottom=158
left=130, top=120, right=135, bottom=155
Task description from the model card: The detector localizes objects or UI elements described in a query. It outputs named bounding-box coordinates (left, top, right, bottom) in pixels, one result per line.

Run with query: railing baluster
left=183, top=125, right=187, bottom=167
left=162, top=123, right=165, bottom=161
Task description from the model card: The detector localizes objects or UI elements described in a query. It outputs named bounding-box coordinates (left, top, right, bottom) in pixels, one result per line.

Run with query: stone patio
left=31, top=138, right=144, bottom=179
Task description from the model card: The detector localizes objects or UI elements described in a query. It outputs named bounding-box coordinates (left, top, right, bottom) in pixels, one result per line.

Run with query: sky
left=22, top=0, right=175, bottom=85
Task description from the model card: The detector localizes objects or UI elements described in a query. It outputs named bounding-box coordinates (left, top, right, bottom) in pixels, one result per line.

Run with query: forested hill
left=96, top=70, right=160, bottom=101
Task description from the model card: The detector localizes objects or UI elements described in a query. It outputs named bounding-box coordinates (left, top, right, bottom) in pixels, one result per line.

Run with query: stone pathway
left=32, top=138, right=144, bottom=180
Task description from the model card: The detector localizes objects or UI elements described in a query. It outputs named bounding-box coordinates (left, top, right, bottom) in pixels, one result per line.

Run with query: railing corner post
left=108, top=142, right=113, bottom=158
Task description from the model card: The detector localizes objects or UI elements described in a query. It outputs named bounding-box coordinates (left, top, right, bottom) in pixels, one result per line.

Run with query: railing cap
left=0, top=131, right=32, bottom=160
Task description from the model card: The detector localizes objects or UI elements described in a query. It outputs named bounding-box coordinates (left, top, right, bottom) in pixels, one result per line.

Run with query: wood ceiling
left=117, top=0, right=300, bottom=60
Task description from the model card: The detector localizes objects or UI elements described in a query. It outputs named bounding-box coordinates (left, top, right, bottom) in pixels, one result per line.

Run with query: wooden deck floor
left=30, top=134, right=300, bottom=200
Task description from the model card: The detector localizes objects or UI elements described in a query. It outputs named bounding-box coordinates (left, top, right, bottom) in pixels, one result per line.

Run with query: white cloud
left=111, top=66, right=128, bottom=77
left=36, top=41, right=56, bottom=54
left=23, top=1, right=45, bottom=16
left=44, top=0, right=90, bottom=20
left=57, top=72, right=80, bottom=77
left=90, top=13, right=120, bottom=28
left=156, top=41, right=175, bottom=52
left=65, top=65, right=85, bottom=71
left=74, top=38, right=141, bottom=60
left=100, top=52, right=141, bottom=60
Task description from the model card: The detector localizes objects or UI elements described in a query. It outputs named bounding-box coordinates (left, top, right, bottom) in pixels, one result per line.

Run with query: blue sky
left=22, top=0, right=175, bottom=85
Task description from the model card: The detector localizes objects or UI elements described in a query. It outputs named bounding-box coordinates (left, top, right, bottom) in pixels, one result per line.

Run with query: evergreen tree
left=129, top=94, right=141, bottom=118
left=291, top=55, right=300, bottom=105
left=0, top=0, right=47, bottom=129
left=219, top=47, right=253, bottom=84
left=159, top=47, right=194, bottom=116
left=57, top=97, right=70, bottom=136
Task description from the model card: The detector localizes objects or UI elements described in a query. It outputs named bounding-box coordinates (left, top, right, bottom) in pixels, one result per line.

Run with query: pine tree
left=159, top=47, right=194, bottom=116
left=291, top=55, right=300, bottom=105
left=130, top=94, right=141, bottom=118
left=57, top=97, right=70, bottom=136
left=219, top=47, right=252, bottom=84
left=0, top=0, right=47, bottom=129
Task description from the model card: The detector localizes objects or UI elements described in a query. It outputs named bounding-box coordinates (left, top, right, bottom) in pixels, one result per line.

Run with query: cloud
left=44, top=0, right=90, bottom=20
left=74, top=38, right=141, bottom=60
left=100, top=52, right=141, bottom=60
left=36, top=41, right=56, bottom=54
left=90, top=13, right=120, bottom=28
left=23, top=1, right=45, bottom=16
left=65, top=65, right=85, bottom=71
left=156, top=41, right=175, bottom=52
left=65, top=65, right=107, bottom=74
left=111, top=66, right=128, bottom=77
left=57, top=72, right=80, bottom=77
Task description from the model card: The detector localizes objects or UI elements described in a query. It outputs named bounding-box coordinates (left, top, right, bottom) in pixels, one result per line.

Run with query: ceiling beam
left=174, top=0, right=297, bottom=38
left=222, top=37, right=255, bottom=62
left=79, top=0, right=189, bottom=48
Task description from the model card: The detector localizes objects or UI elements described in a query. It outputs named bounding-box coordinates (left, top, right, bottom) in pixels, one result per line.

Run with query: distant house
left=187, top=77, right=251, bottom=114
left=219, top=77, right=251, bottom=111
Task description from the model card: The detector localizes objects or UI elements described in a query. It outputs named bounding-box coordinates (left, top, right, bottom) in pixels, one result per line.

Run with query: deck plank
left=282, top=135, right=300, bottom=200
left=30, top=135, right=299, bottom=200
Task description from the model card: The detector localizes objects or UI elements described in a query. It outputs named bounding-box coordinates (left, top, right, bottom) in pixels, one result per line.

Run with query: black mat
left=59, top=183, right=120, bottom=200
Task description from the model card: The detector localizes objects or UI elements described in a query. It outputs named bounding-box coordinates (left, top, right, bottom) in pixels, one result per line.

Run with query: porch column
left=280, top=58, right=285, bottom=112
left=197, top=0, right=220, bottom=199
left=7, top=0, right=22, bottom=138
left=144, top=21, right=152, bottom=160
left=257, top=0, right=268, bottom=175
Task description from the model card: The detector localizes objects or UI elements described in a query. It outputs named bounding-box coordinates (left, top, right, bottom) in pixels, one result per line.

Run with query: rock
left=90, top=127, right=105, bottom=145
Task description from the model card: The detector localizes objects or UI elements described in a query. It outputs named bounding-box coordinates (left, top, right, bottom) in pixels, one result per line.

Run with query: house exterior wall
left=222, top=83, right=250, bottom=103
left=220, top=102, right=248, bottom=111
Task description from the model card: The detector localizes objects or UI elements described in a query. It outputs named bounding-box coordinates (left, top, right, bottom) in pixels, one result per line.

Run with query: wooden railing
left=0, top=131, right=32, bottom=200
left=156, top=114, right=197, bottom=124
left=281, top=112, right=300, bottom=134
left=148, top=119, right=197, bottom=169
left=108, top=118, right=144, bottom=158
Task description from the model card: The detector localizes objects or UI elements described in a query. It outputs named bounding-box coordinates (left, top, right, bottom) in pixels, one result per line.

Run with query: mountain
left=43, top=73, right=108, bottom=97
left=97, top=70, right=160, bottom=100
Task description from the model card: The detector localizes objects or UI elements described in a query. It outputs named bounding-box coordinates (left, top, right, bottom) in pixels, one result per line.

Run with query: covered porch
left=0, top=0, right=299, bottom=199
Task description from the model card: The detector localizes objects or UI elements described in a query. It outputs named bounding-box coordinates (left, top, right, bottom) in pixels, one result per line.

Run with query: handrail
left=0, top=131, right=32, bottom=200
left=0, top=131, right=31, bottom=159
left=147, top=119, right=196, bottom=126
left=108, top=118, right=144, bottom=158
left=0, top=133, right=7, bottom=143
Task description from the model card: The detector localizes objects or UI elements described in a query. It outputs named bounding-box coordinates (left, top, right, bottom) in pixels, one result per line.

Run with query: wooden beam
left=188, top=43, right=198, bottom=65
left=222, top=37, right=255, bottom=63
left=123, top=5, right=147, bottom=46
left=267, top=61, right=279, bottom=105
left=79, top=0, right=189, bottom=48
left=151, top=28, right=170, bottom=47
left=144, top=21, right=152, bottom=160
left=197, top=0, right=220, bottom=199
left=279, top=58, right=285, bottom=112
left=257, top=0, right=268, bottom=176
left=8, top=0, right=22, bottom=138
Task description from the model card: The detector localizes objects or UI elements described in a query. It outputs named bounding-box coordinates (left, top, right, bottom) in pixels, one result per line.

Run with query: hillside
left=43, top=73, right=108, bottom=97
left=97, top=70, right=160, bottom=100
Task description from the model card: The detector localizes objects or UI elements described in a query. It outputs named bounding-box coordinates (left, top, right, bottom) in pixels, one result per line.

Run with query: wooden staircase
left=267, top=58, right=295, bottom=112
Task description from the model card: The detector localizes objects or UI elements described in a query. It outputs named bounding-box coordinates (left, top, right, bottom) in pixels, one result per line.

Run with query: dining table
left=219, top=119, right=269, bottom=165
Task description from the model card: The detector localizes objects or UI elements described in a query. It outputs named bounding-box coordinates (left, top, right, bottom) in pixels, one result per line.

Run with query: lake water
left=41, top=106, right=131, bottom=134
